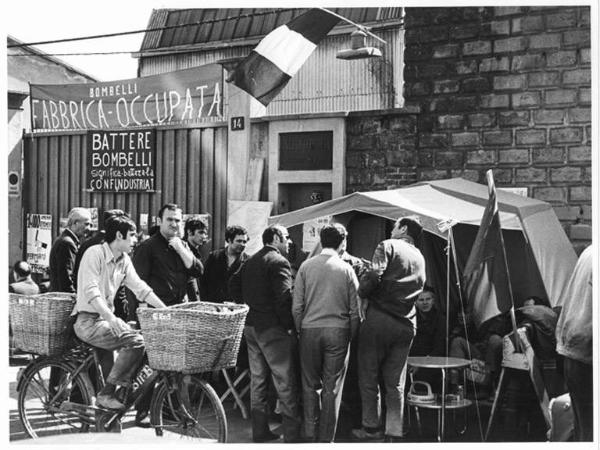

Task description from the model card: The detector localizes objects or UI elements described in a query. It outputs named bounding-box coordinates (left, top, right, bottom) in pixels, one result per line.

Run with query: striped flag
left=227, top=9, right=339, bottom=106
left=463, top=170, right=513, bottom=328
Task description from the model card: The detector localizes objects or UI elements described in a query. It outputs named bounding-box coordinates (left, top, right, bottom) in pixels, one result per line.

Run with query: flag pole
left=486, top=169, right=521, bottom=353
left=319, top=7, right=388, bottom=44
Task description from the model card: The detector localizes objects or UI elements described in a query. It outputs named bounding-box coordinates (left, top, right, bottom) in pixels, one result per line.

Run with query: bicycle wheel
left=150, top=374, right=227, bottom=443
left=18, top=358, right=95, bottom=438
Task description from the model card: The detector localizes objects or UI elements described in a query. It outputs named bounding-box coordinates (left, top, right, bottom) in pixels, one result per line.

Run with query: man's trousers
left=300, top=327, right=351, bottom=442
left=357, top=307, right=414, bottom=438
left=244, top=325, right=301, bottom=442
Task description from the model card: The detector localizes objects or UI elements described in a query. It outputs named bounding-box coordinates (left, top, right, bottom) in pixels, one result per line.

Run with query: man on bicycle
left=72, top=215, right=167, bottom=410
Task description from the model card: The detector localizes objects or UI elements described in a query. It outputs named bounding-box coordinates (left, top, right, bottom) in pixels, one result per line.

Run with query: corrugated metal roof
left=139, top=8, right=403, bottom=52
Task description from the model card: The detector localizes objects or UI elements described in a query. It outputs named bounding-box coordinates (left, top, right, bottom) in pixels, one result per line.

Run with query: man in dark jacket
left=229, top=225, right=301, bottom=443
left=202, top=224, right=248, bottom=303
left=183, top=216, right=209, bottom=301
left=352, top=216, right=426, bottom=442
left=49, top=207, right=93, bottom=292
left=132, top=203, right=203, bottom=307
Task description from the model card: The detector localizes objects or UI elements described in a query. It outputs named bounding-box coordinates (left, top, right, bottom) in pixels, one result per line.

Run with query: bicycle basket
left=138, top=302, right=249, bottom=374
left=9, top=292, right=76, bottom=356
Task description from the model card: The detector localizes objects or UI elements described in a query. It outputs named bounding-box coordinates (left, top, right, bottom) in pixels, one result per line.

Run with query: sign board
left=30, top=63, right=223, bottom=131
left=86, top=129, right=156, bottom=192
left=26, top=214, right=52, bottom=274
left=8, top=171, right=20, bottom=197
left=227, top=200, right=273, bottom=256
left=230, top=116, right=245, bottom=131
left=302, top=216, right=332, bottom=252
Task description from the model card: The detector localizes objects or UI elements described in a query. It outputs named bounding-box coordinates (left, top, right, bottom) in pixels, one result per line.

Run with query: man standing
left=49, top=207, right=93, bottom=292
left=132, top=203, right=203, bottom=307
left=229, top=225, right=301, bottom=443
left=292, top=224, right=359, bottom=442
left=202, top=225, right=248, bottom=303
left=9, top=261, right=39, bottom=295
left=183, top=216, right=210, bottom=301
left=73, top=215, right=167, bottom=410
left=555, top=245, right=593, bottom=441
left=352, top=216, right=426, bottom=442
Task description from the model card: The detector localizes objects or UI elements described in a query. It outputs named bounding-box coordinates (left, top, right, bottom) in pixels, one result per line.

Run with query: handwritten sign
left=302, top=216, right=332, bottom=252
left=26, top=214, right=52, bottom=274
left=30, top=64, right=223, bottom=131
left=86, top=129, right=156, bottom=192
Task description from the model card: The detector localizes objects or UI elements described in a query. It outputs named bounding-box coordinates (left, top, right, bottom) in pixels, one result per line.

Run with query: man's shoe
left=135, top=410, right=152, bottom=428
left=252, top=430, right=280, bottom=443
left=96, top=394, right=125, bottom=410
left=351, top=427, right=384, bottom=441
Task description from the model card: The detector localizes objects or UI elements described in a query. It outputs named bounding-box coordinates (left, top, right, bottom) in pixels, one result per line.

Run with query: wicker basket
left=9, top=292, right=76, bottom=356
left=138, top=302, right=249, bottom=374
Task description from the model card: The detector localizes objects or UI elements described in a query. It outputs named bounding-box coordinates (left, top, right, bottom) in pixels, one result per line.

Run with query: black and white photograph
left=4, top=0, right=597, bottom=446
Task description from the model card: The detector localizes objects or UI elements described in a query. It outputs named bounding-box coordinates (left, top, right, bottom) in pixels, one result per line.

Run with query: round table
left=407, top=356, right=472, bottom=441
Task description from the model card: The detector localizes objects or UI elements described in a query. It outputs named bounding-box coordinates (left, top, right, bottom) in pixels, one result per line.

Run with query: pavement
left=8, top=353, right=551, bottom=445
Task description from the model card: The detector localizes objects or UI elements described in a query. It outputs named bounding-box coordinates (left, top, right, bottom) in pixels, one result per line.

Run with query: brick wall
left=346, top=6, right=591, bottom=250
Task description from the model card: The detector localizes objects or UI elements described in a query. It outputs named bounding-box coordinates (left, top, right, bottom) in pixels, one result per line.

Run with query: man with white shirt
left=73, top=215, right=167, bottom=410
left=292, top=224, right=359, bottom=442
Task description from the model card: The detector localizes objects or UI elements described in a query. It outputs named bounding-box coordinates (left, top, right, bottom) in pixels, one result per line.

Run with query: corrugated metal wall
left=23, top=124, right=228, bottom=251
left=139, top=28, right=404, bottom=116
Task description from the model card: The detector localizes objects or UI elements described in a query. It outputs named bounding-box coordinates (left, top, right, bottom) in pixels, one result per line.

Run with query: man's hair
left=184, top=217, right=208, bottom=238
left=105, top=216, right=137, bottom=243
left=158, top=203, right=181, bottom=220
left=420, top=285, right=436, bottom=297
left=67, top=207, right=91, bottom=227
left=320, top=224, right=347, bottom=249
left=13, top=261, right=31, bottom=278
left=102, top=209, right=126, bottom=227
left=397, top=215, right=423, bottom=241
left=225, top=225, right=248, bottom=243
left=262, top=225, right=284, bottom=245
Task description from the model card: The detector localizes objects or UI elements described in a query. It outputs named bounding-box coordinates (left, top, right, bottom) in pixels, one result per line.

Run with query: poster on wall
left=26, top=214, right=52, bottom=274
left=86, top=129, right=156, bottom=192
left=302, top=216, right=332, bottom=252
left=227, top=200, right=273, bottom=256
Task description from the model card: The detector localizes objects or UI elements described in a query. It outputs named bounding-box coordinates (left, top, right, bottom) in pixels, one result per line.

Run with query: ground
left=8, top=353, right=553, bottom=444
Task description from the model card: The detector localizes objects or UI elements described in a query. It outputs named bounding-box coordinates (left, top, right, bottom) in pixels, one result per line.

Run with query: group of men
left=47, top=204, right=249, bottom=421
left=40, top=202, right=593, bottom=443
left=228, top=216, right=426, bottom=443
left=45, top=203, right=426, bottom=442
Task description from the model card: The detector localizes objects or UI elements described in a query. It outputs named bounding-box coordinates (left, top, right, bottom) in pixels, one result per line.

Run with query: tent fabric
left=268, top=178, right=577, bottom=307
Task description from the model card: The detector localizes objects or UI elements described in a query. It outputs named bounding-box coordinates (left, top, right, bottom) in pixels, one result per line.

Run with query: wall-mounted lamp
left=336, top=29, right=382, bottom=60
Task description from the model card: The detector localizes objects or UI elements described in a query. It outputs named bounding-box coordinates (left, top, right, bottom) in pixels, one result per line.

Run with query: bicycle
left=16, top=337, right=227, bottom=442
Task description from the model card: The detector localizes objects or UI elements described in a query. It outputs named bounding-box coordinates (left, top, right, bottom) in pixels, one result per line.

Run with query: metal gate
left=23, top=124, right=228, bottom=252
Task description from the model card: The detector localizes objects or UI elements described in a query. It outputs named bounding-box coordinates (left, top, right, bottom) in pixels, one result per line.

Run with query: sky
left=4, top=0, right=352, bottom=82
left=5, top=0, right=190, bottom=81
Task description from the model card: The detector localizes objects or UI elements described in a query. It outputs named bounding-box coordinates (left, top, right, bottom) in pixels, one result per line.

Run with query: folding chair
left=219, top=368, right=250, bottom=419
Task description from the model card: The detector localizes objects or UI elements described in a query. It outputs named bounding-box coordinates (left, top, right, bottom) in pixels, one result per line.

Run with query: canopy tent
left=269, top=178, right=577, bottom=309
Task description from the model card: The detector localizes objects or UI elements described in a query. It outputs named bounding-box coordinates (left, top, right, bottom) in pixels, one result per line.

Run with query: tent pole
left=445, top=228, right=451, bottom=357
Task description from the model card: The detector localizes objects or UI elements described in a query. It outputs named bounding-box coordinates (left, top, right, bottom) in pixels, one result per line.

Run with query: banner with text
left=30, top=64, right=223, bottom=131
left=87, top=129, right=156, bottom=192
left=26, top=214, right=52, bottom=274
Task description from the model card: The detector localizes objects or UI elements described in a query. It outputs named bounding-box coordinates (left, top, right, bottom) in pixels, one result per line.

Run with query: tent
left=269, top=178, right=577, bottom=311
